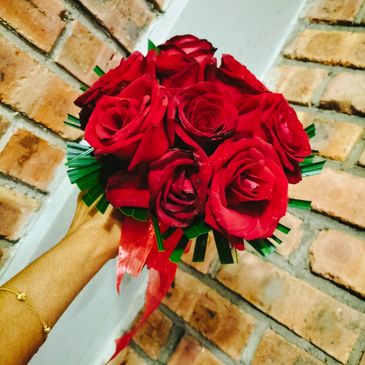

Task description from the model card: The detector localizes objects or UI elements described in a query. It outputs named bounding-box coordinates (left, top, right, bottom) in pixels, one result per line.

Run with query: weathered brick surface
left=297, top=112, right=363, bottom=161
left=275, top=213, right=304, bottom=259
left=284, top=29, right=365, bottom=69
left=182, top=232, right=217, bottom=274
left=163, top=269, right=256, bottom=360
left=108, top=348, right=147, bottom=365
left=217, top=251, right=365, bottom=363
left=360, top=352, right=365, bottom=365
left=310, top=230, right=365, bottom=297
left=0, top=0, right=65, bottom=53
left=289, top=167, right=365, bottom=229
left=320, top=72, right=365, bottom=116
left=252, top=330, right=324, bottom=365
left=56, top=21, right=121, bottom=85
left=272, top=65, right=327, bottom=105
left=133, top=310, right=172, bottom=360
left=168, top=336, right=223, bottom=365
left=0, top=129, right=64, bottom=191
left=79, top=0, right=155, bottom=51
left=0, top=186, right=39, bottom=241
left=306, top=0, right=364, bottom=24
left=359, top=148, right=365, bottom=166
left=0, top=36, right=81, bottom=140
left=0, top=117, right=9, bottom=138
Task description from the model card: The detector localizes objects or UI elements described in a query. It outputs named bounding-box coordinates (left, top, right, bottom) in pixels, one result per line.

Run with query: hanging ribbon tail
left=116, top=217, right=155, bottom=293
left=109, top=229, right=184, bottom=362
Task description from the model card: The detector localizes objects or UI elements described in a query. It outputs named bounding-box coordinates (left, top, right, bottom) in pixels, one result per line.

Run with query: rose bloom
left=237, top=93, right=311, bottom=183
left=75, top=51, right=156, bottom=128
left=205, top=137, right=288, bottom=240
left=148, top=150, right=211, bottom=227
left=84, top=74, right=174, bottom=171
left=175, top=81, right=238, bottom=153
left=156, top=34, right=216, bottom=88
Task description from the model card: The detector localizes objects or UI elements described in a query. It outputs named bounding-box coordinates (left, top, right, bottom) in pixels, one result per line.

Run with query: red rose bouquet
left=65, top=35, right=324, bottom=359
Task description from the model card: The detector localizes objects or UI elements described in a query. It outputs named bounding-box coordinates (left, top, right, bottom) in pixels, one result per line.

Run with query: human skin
left=0, top=197, right=121, bottom=365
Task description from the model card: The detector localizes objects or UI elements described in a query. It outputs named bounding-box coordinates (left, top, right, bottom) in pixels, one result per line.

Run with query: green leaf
left=183, top=221, right=211, bottom=239
left=301, top=160, right=326, bottom=177
left=270, top=235, right=282, bottom=245
left=152, top=215, right=164, bottom=252
left=96, top=194, right=109, bottom=214
left=213, top=230, right=234, bottom=264
left=288, top=198, right=312, bottom=210
left=82, top=184, right=104, bottom=206
left=148, top=39, right=160, bottom=53
left=67, top=148, right=94, bottom=165
left=75, top=173, right=100, bottom=191
left=276, top=223, right=291, bottom=234
left=161, top=227, right=176, bottom=240
left=93, top=65, right=105, bottom=77
left=66, top=142, right=90, bottom=152
left=169, top=235, right=189, bottom=263
left=299, top=154, right=315, bottom=166
left=67, top=114, right=80, bottom=123
left=64, top=121, right=81, bottom=130
left=304, top=123, right=315, bottom=139
left=192, top=232, right=208, bottom=262
left=80, top=85, right=89, bottom=92
left=248, top=239, right=276, bottom=257
left=66, top=156, right=99, bottom=168
left=119, top=207, right=148, bottom=222
left=67, top=164, right=101, bottom=183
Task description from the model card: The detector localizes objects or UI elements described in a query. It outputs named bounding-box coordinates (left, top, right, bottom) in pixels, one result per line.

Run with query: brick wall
left=0, top=0, right=160, bottom=266
left=1, top=1, right=364, bottom=365
left=114, top=1, right=365, bottom=365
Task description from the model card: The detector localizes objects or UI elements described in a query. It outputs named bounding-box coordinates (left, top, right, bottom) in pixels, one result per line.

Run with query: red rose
left=75, top=51, right=155, bottom=128
left=84, top=74, right=174, bottom=170
left=175, top=82, right=238, bottom=153
left=106, top=169, right=150, bottom=208
left=148, top=150, right=211, bottom=227
left=237, top=93, right=311, bottom=183
left=205, top=137, right=288, bottom=240
left=156, top=34, right=216, bottom=88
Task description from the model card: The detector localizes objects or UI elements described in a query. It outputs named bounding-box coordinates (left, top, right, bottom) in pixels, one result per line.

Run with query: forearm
left=0, top=217, right=120, bottom=365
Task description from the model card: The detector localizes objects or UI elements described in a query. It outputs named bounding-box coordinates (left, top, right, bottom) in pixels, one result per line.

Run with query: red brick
left=297, top=112, right=363, bottom=161
left=0, top=129, right=64, bottom=191
left=79, top=0, right=155, bottom=51
left=359, top=148, right=365, bottom=167
left=0, top=36, right=81, bottom=140
left=133, top=310, right=172, bottom=360
left=0, top=117, right=9, bottom=138
left=182, top=232, right=217, bottom=274
left=55, top=21, right=122, bottom=85
left=272, top=65, right=327, bottom=105
left=0, top=186, right=39, bottom=241
left=289, top=167, right=365, bottom=229
left=168, top=335, right=223, bottom=365
left=163, top=269, right=256, bottom=359
left=252, top=330, right=324, bottom=365
left=284, top=29, right=365, bottom=69
left=107, top=348, right=147, bottom=365
left=0, top=0, right=65, bottom=53
left=310, top=229, right=365, bottom=297
left=306, top=0, right=363, bottom=24
left=275, top=213, right=304, bottom=259
left=217, top=251, right=365, bottom=363
left=320, top=73, right=365, bottom=116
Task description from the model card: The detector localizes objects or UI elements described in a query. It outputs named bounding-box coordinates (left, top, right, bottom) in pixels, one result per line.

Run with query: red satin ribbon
left=109, top=219, right=183, bottom=361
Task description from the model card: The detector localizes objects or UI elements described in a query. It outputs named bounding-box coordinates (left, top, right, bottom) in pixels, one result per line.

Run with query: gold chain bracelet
left=0, top=287, right=51, bottom=337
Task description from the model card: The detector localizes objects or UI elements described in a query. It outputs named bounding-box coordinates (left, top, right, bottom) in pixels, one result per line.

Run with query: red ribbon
left=109, top=219, right=183, bottom=361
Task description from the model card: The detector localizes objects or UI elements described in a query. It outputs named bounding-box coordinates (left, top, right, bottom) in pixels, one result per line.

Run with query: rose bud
left=205, top=137, right=288, bottom=240
left=75, top=51, right=156, bottom=128
left=175, top=81, right=239, bottom=154
left=237, top=93, right=311, bottom=183
left=148, top=150, right=212, bottom=228
left=84, top=74, right=174, bottom=170
left=156, top=34, right=217, bottom=88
